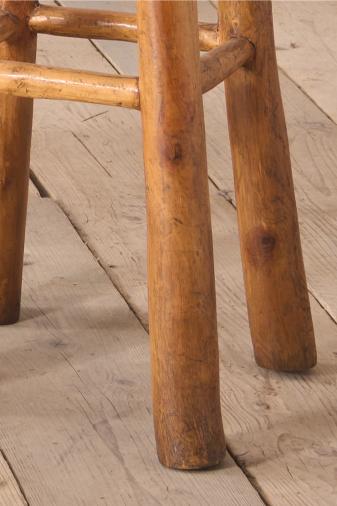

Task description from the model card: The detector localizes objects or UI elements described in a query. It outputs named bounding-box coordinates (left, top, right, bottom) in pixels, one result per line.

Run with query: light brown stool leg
left=218, top=0, right=317, bottom=371
left=0, top=1, right=37, bottom=324
left=137, top=0, right=226, bottom=469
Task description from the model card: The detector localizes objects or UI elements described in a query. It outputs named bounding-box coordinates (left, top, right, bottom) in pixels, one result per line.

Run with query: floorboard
left=273, top=1, right=337, bottom=124
left=0, top=451, right=27, bottom=505
left=0, top=195, right=263, bottom=506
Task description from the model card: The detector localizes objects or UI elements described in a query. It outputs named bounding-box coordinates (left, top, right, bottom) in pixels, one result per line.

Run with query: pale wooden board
left=0, top=453, right=27, bottom=506
left=32, top=33, right=148, bottom=322
left=0, top=196, right=264, bottom=506
left=29, top=26, right=337, bottom=506
left=273, top=1, right=337, bottom=124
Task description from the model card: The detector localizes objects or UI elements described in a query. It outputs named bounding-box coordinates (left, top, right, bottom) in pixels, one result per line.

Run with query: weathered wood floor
left=0, top=1, right=337, bottom=505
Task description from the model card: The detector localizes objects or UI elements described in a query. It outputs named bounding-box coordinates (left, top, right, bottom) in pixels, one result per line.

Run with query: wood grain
left=0, top=59, right=139, bottom=109
left=200, top=37, right=254, bottom=94
left=218, top=0, right=316, bottom=371
left=0, top=451, right=28, bottom=505
left=138, top=0, right=225, bottom=469
left=273, top=1, right=337, bottom=124
left=0, top=0, right=37, bottom=324
left=29, top=3, right=138, bottom=42
left=0, top=8, right=19, bottom=42
left=29, top=3, right=218, bottom=50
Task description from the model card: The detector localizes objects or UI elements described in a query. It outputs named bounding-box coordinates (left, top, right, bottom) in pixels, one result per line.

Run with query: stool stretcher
left=200, top=37, right=254, bottom=93
left=27, top=4, right=218, bottom=51
left=0, top=39, right=254, bottom=108
left=0, top=60, right=140, bottom=109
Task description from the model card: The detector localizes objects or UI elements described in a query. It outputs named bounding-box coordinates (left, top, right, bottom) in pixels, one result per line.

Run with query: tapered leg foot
left=218, top=0, right=317, bottom=372
left=138, top=0, right=226, bottom=468
left=0, top=1, right=37, bottom=324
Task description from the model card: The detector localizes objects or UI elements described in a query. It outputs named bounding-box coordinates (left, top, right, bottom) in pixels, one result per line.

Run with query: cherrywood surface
left=218, top=0, right=316, bottom=371
left=0, top=7, right=18, bottom=42
left=200, top=37, right=254, bottom=94
left=0, top=0, right=37, bottom=324
left=0, top=59, right=139, bottom=108
left=29, top=3, right=218, bottom=50
left=138, top=0, right=225, bottom=469
left=29, top=3, right=138, bottom=42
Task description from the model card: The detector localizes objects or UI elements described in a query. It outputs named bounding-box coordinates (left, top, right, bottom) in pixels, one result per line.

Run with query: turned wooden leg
left=0, top=1, right=37, bottom=324
left=138, top=0, right=226, bottom=469
left=218, top=1, right=317, bottom=371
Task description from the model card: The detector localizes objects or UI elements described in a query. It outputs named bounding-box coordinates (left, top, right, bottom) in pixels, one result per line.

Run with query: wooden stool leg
left=138, top=0, right=226, bottom=469
left=218, top=1, right=317, bottom=371
left=0, top=1, right=37, bottom=324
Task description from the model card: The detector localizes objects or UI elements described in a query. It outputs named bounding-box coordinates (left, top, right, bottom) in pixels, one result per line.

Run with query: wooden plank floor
left=273, top=1, right=337, bottom=123
left=0, top=1, right=336, bottom=504
left=0, top=195, right=265, bottom=506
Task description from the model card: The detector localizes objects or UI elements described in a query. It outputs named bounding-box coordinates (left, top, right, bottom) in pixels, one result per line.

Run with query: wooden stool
left=0, top=1, right=316, bottom=470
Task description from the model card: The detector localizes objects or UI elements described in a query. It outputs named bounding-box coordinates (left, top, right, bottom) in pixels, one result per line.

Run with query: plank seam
left=71, top=131, right=114, bottom=178
left=278, top=67, right=335, bottom=125
left=29, top=169, right=48, bottom=198
left=29, top=168, right=148, bottom=334
left=54, top=0, right=122, bottom=76
left=87, top=38, right=122, bottom=76
left=225, top=445, right=269, bottom=506
left=0, top=449, right=29, bottom=505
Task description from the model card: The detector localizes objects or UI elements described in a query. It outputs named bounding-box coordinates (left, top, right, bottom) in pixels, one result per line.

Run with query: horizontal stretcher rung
left=200, top=38, right=254, bottom=93
left=0, top=61, right=140, bottom=109
left=0, top=40, right=253, bottom=107
left=27, top=4, right=218, bottom=51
